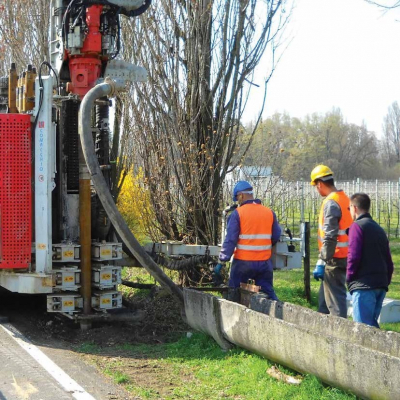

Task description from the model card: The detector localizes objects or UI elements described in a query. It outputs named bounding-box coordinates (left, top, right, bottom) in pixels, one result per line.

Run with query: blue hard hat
left=233, top=181, right=253, bottom=201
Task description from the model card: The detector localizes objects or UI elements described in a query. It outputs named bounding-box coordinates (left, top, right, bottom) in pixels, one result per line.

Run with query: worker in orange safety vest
left=214, top=181, right=281, bottom=300
left=311, top=165, right=353, bottom=318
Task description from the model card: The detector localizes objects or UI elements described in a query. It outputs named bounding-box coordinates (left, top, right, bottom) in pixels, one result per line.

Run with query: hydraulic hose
left=127, top=0, right=151, bottom=17
left=118, top=233, right=213, bottom=271
left=149, top=253, right=211, bottom=271
left=78, top=83, right=184, bottom=303
left=83, top=0, right=152, bottom=17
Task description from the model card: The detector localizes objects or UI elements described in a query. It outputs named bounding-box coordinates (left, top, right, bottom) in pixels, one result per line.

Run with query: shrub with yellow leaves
left=116, top=167, right=154, bottom=245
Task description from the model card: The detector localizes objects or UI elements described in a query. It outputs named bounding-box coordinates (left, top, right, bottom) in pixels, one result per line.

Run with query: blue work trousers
left=352, top=288, right=386, bottom=328
left=228, top=258, right=278, bottom=300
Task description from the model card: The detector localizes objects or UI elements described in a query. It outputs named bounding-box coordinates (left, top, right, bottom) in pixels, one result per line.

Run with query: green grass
left=387, top=240, right=400, bottom=300
left=93, top=232, right=399, bottom=399
left=97, top=332, right=356, bottom=400
left=274, top=269, right=319, bottom=309
left=105, top=368, right=130, bottom=384
left=119, top=267, right=155, bottom=299
left=128, top=387, right=160, bottom=399
left=76, top=342, right=101, bottom=354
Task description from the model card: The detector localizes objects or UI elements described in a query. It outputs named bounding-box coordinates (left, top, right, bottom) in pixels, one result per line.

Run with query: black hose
left=118, top=233, right=213, bottom=271
left=78, top=83, right=183, bottom=303
left=121, top=280, right=155, bottom=289
left=127, top=0, right=151, bottom=17
left=149, top=253, right=211, bottom=271
left=82, top=0, right=152, bottom=17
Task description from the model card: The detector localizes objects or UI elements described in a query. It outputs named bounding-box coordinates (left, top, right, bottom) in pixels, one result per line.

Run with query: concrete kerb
left=183, top=289, right=400, bottom=400
left=183, top=289, right=232, bottom=350
left=250, top=294, right=400, bottom=359
left=219, top=298, right=400, bottom=400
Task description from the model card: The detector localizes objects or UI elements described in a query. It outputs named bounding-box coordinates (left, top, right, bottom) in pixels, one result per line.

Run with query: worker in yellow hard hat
left=310, top=164, right=334, bottom=186
left=310, top=165, right=352, bottom=318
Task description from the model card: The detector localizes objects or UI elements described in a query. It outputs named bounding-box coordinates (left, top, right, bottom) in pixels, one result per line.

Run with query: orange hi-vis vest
left=234, top=203, right=274, bottom=261
left=318, top=191, right=352, bottom=259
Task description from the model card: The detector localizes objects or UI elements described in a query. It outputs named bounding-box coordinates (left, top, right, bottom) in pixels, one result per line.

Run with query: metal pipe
left=78, top=82, right=183, bottom=303
left=79, top=145, right=92, bottom=315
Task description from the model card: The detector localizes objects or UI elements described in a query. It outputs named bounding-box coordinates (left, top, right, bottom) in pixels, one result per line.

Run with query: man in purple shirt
left=347, top=193, right=394, bottom=328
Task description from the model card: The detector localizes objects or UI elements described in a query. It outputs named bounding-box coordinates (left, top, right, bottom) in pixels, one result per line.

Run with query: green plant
left=76, top=342, right=101, bottom=354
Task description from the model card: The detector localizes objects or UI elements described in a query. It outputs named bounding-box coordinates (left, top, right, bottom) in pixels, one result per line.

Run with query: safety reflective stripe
left=238, top=234, right=272, bottom=239
left=319, top=227, right=347, bottom=236
left=236, top=244, right=272, bottom=251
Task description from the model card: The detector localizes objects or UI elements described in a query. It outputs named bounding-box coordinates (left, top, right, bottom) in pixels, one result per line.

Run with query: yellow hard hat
left=310, top=165, right=333, bottom=186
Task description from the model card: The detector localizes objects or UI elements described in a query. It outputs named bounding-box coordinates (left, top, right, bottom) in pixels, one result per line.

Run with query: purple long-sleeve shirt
left=347, top=213, right=394, bottom=288
left=219, top=199, right=281, bottom=262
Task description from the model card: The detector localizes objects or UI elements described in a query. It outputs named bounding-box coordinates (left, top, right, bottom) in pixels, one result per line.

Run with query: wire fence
left=225, top=178, right=400, bottom=238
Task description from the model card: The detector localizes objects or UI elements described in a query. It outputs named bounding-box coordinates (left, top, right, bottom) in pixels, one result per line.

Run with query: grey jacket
left=319, top=195, right=346, bottom=268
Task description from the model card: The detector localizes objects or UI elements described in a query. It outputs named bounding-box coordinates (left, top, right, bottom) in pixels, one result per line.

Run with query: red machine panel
left=0, top=114, right=31, bottom=268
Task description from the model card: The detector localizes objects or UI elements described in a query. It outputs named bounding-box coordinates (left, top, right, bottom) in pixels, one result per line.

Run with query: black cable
left=33, top=61, right=60, bottom=131
left=62, top=0, right=80, bottom=50
left=110, top=13, right=121, bottom=60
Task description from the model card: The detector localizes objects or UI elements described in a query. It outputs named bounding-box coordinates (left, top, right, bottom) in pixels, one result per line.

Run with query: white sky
left=244, top=0, right=400, bottom=138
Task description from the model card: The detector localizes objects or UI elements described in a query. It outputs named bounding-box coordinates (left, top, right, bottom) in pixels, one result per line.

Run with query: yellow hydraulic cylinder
left=18, top=73, right=26, bottom=113
left=21, top=71, right=27, bottom=112
left=16, top=74, right=21, bottom=113
left=23, top=64, right=35, bottom=112
left=8, top=63, right=18, bottom=113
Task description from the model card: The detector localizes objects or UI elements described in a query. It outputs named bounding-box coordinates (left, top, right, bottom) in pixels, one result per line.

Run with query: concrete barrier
left=183, top=289, right=232, bottom=350
left=183, top=289, right=400, bottom=400
left=250, top=294, right=400, bottom=358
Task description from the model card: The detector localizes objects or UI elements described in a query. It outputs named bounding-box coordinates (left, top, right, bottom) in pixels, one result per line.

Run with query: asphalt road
left=0, top=322, right=76, bottom=399
left=0, top=321, right=129, bottom=400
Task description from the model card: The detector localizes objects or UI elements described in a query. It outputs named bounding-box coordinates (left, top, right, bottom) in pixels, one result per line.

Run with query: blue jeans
left=228, top=258, right=278, bottom=300
left=352, top=289, right=386, bottom=328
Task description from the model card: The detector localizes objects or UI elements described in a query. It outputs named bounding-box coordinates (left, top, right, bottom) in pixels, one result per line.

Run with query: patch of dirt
left=0, top=289, right=192, bottom=399
left=83, top=352, right=197, bottom=399
left=1, top=288, right=188, bottom=347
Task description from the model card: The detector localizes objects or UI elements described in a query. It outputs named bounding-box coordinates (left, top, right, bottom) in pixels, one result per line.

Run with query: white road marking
left=1, top=323, right=96, bottom=400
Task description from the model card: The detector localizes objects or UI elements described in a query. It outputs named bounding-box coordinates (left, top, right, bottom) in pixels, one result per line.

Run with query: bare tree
left=365, top=0, right=400, bottom=9
left=382, top=101, right=400, bottom=166
left=0, top=0, right=50, bottom=74
left=120, top=0, right=291, bottom=244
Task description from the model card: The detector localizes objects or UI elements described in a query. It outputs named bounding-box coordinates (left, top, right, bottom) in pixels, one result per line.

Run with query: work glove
left=214, top=263, right=225, bottom=275
left=212, top=262, right=225, bottom=286
left=313, top=259, right=326, bottom=281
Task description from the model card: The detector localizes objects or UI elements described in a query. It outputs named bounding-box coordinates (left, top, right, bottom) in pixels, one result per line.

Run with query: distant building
left=224, top=166, right=272, bottom=200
